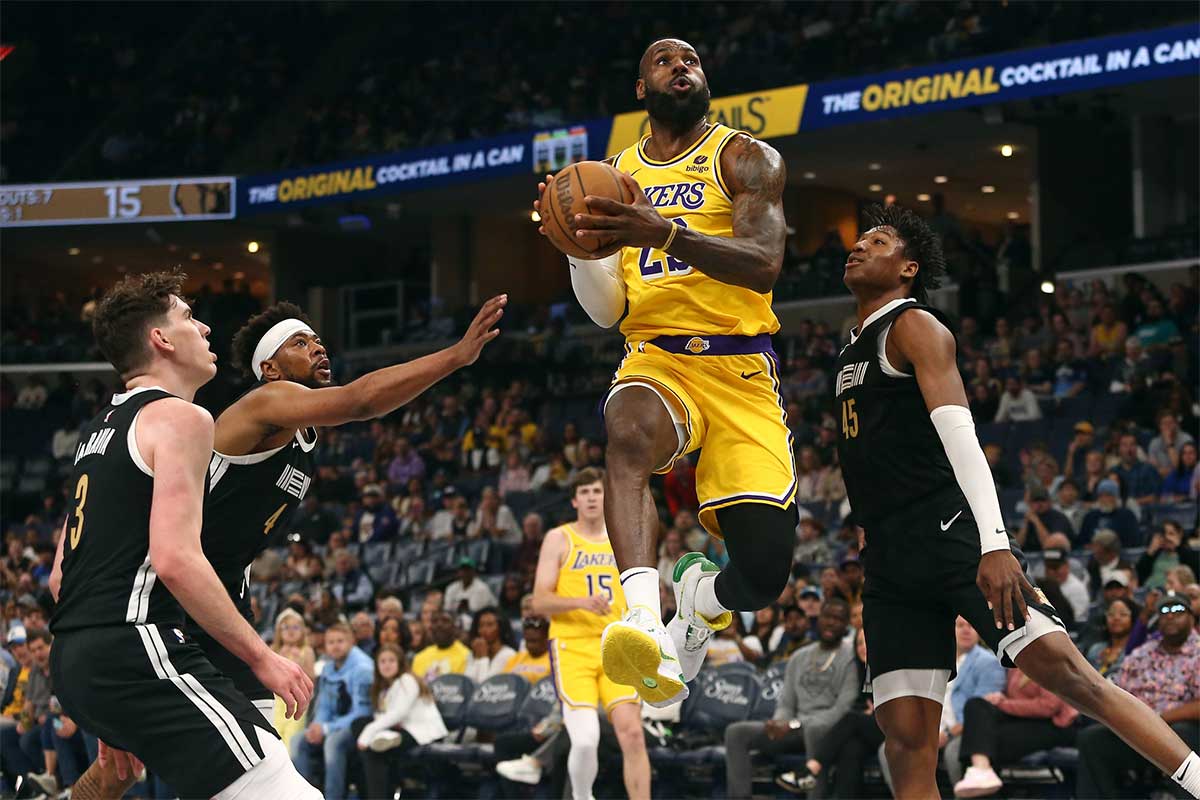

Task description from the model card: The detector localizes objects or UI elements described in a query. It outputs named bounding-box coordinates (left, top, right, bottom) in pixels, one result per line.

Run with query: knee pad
left=714, top=503, right=798, bottom=609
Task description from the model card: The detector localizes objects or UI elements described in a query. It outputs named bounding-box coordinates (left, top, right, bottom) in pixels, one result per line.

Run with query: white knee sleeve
left=213, top=726, right=322, bottom=800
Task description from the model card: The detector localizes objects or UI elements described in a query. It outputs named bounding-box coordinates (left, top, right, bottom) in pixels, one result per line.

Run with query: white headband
left=252, top=318, right=317, bottom=379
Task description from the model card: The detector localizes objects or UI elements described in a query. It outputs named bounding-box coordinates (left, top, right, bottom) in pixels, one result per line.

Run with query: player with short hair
left=835, top=205, right=1199, bottom=799
left=531, top=468, right=649, bottom=800
left=48, top=270, right=318, bottom=799
left=191, top=293, right=505, bottom=725
left=536, top=38, right=794, bottom=708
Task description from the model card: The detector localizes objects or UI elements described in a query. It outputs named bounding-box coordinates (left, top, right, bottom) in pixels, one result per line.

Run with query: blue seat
left=426, top=674, right=530, bottom=765
left=750, top=664, right=785, bottom=720
left=362, top=541, right=393, bottom=567
left=392, top=538, right=424, bottom=564
left=427, top=674, right=475, bottom=735
left=517, top=676, right=558, bottom=727
left=459, top=537, right=490, bottom=569
left=405, top=558, right=436, bottom=587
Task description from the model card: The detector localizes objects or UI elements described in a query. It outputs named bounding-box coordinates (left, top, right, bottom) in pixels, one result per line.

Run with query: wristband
left=661, top=222, right=679, bottom=252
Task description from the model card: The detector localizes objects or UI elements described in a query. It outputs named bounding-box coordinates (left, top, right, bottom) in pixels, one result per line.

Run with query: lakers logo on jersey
left=611, top=123, right=779, bottom=341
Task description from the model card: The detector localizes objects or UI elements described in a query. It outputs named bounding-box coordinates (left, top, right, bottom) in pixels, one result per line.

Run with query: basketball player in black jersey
left=836, top=206, right=1199, bottom=799
left=47, top=270, right=319, bottom=799
left=194, top=295, right=503, bottom=771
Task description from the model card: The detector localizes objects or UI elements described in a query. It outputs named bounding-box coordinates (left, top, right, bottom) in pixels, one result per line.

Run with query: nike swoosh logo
left=1181, top=763, right=1190, bottom=780
left=740, top=371, right=762, bottom=380
left=940, top=510, right=964, bottom=531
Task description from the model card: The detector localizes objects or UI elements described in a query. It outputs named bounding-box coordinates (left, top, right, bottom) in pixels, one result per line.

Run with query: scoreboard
left=0, top=177, right=236, bottom=227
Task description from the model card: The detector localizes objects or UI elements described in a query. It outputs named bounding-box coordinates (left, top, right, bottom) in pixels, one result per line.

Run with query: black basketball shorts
left=51, top=623, right=279, bottom=799
left=860, top=488, right=1066, bottom=704
left=192, top=627, right=275, bottom=723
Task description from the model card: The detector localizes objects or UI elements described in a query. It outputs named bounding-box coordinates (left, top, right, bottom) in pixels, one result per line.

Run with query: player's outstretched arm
left=890, top=311, right=1036, bottom=631
left=238, top=294, right=506, bottom=431
left=572, top=136, right=787, bottom=293
left=531, top=529, right=609, bottom=617
left=140, top=399, right=313, bottom=718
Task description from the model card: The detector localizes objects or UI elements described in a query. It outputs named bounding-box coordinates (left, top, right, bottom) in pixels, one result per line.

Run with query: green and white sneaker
left=667, top=552, right=732, bottom=682
left=601, top=605, right=688, bottom=707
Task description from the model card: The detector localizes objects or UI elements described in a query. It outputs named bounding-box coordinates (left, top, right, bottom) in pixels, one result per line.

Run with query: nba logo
left=685, top=337, right=710, bottom=354
left=173, top=628, right=186, bottom=644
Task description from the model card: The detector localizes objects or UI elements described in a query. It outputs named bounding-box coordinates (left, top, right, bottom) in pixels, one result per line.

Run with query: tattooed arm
left=572, top=134, right=788, bottom=293
left=661, top=134, right=788, bottom=293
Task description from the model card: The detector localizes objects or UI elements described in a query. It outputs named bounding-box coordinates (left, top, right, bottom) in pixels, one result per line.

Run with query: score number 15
left=104, top=186, right=142, bottom=219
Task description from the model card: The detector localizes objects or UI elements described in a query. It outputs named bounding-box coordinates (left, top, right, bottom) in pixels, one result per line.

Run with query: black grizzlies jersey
left=52, top=387, right=195, bottom=632
left=834, top=298, right=962, bottom=527
left=198, top=420, right=317, bottom=621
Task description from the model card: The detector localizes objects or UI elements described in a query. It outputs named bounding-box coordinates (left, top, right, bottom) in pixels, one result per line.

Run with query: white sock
left=620, top=567, right=661, bottom=621
left=1173, top=751, right=1200, bottom=796
left=694, top=573, right=729, bottom=619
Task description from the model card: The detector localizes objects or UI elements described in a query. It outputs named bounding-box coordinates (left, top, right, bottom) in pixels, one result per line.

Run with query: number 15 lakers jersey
left=611, top=123, right=780, bottom=341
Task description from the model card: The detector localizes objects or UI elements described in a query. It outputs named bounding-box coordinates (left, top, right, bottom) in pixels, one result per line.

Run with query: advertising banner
left=803, top=23, right=1198, bottom=130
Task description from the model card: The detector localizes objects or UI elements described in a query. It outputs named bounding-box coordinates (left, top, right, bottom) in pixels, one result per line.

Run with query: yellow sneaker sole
left=601, top=621, right=686, bottom=706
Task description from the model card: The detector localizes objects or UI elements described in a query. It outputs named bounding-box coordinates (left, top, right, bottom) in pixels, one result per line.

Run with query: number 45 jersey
left=833, top=298, right=962, bottom=531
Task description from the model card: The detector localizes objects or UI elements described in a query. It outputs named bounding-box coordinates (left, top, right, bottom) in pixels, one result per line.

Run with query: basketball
left=540, top=161, right=636, bottom=259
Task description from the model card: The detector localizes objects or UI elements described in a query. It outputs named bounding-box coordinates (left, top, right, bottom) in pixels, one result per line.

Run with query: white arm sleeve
left=568, top=253, right=626, bottom=328
left=930, top=405, right=1011, bottom=554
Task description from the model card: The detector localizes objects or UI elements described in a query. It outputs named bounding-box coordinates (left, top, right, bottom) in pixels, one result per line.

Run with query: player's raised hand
left=254, top=650, right=314, bottom=720
left=453, top=294, right=507, bottom=366
left=977, top=550, right=1035, bottom=631
left=574, top=172, right=673, bottom=250
left=98, top=740, right=144, bottom=781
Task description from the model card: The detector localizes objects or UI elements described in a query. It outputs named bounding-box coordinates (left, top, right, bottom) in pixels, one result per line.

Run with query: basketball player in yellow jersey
left=531, top=468, right=649, bottom=800
left=535, top=38, right=796, bottom=707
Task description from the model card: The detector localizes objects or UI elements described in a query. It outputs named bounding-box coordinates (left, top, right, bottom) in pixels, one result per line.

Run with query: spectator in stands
left=1050, top=339, right=1089, bottom=400
left=1016, top=487, right=1075, bottom=551
left=1161, top=442, right=1199, bottom=502
left=377, top=618, right=406, bottom=652
left=354, top=644, right=447, bottom=800
left=427, top=486, right=460, bottom=540
left=1076, top=595, right=1199, bottom=798
left=1085, top=596, right=1137, bottom=678
left=497, top=451, right=531, bottom=498
left=443, top=558, right=498, bottom=615
left=994, top=376, right=1041, bottom=423
left=352, top=611, right=377, bottom=657
left=1108, top=336, right=1155, bottom=395
left=469, top=486, right=519, bottom=544
left=982, top=443, right=1015, bottom=490
left=775, top=626, right=874, bottom=796
left=1039, top=536, right=1089, bottom=624
left=1085, top=529, right=1136, bottom=599
left=750, top=605, right=783, bottom=663
left=1114, top=432, right=1163, bottom=506
left=355, top=484, right=399, bottom=543
left=0, top=628, right=50, bottom=788
left=952, top=667, right=1079, bottom=798
left=385, top=438, right=425, bottom=491
left=1138, top=521, right=1200, bottom=590
left=1166, top=565, right=1199, bottom=596
left=1020, top=350, right=1054, bottom=397
left=1089, top=303, right=1127, bottom=358
left=969, top=383, right=1000, bottom=423
left=1150, top=411, right=1196, bottom=477
left=291, top=621, right=375, bottom=800
left=834, top=556, right=864, bottom=605
left=769, top=604, right=815, bottom=664
left=656, top=528, right=686, bottom=586
left=794, top=517, right=833, bottom=566
left=1063, top=422, right=1096, bottom=479
left=284, top=538, right=324, bottom=580
left=795, top=446, right=831, bottom=503
left=512, top=512, right=545, bottom=577
left=724, top=599, right=858, bottom=800
left=664, top=457, right=699, bottom=517
left=1052, top=479, right=1088, bottom=533
left=503, top=616, right=551, bottom=683
left=465, top=607, right=517, bottom=683
left=412, top=610, right=470, bottom=682
left=969, top=357, right=1002, bottom=401
left=1134, top=298, right=1181, bottom=349
left=704, top=612, right=762, bottom=668
left=985, top=317, right=1016, bottom=366
left=1080, top=482, right=1141, bottom=547
left=329, top=549, right=374, bottom=612
left=530, top=452, right=571, bottom=491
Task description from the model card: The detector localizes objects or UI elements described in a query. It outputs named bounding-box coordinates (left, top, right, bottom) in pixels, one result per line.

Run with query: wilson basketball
left=540, top=161, right=636, bottom=259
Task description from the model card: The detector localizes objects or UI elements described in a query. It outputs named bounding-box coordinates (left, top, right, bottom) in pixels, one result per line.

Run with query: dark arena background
left=1, top=3, right=1198, bottom=799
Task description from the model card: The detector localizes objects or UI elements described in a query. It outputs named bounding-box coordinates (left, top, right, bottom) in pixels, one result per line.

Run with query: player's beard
left=644, top=84, right=711, bottom=132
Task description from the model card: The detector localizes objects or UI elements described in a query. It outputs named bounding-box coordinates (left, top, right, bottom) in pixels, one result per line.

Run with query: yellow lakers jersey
left=549, top=524, right=626, bottom=640
left=612, top=123, right=780, bottom=341
left=504, top=650, right=551, bottom=684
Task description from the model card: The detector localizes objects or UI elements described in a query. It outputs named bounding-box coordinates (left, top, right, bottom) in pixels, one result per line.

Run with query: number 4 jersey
left=548, top=524, right=626, bottom=641
left=833, top=298, right=963, bottom=529
left=52, top=387, right=193, bottom=633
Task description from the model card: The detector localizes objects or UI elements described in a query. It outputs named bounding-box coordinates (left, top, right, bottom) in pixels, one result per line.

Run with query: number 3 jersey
left=548, top=524, right=626, bottom=641
left=611, top=123, right=780, bottom=341
left=52, top=388, right=192, bottom=632
left=833, top=298, right=963, bottom=529
left=197, top=420, right=317, bottom=624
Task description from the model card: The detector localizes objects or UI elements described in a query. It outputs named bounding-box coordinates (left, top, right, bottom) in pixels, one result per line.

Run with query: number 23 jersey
left=611, top=123, right=779, bottom=341
left=549, top=524, right=626, bottom=640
